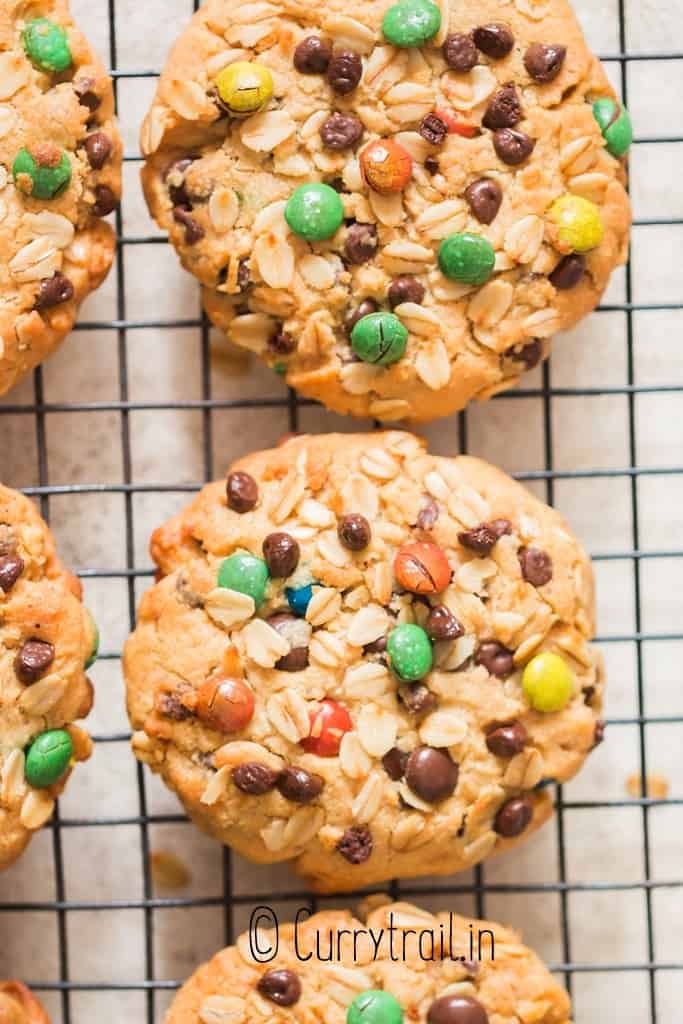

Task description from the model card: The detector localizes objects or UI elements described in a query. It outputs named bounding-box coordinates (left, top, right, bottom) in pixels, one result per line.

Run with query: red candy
left=360, top=139, right=413, bottom=195
left=301, top=699, right=353, bottom=757
left=394, top=542, right=452, bottom=595
left=196, top=675, right=255, bottom=733
left=433, top=108, right=479, bottom=138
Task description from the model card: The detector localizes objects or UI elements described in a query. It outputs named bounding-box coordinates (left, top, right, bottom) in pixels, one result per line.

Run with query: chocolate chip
left=475, top=641, right=514, bottom=678
left=337, top=825, right=373, bottom=864
left=458, top=519, right=511, bottom=556
left=0, top=555, right=23, bottom=593
left=443, top=33, right=478, bottom=72
left=519, top=546, right=553, bottom=587
left=337, top=513, right=371, bottom=551
left=494, top=795, right=534, bottom=837
left=489, top=517, right=514, bottom=538
left=320, top=111, right=364, bottom=149
left=344, top=223, right=378, bottom=265
left=406, top=746, right=458, bottom=803
left=293, top=35, right=332, bottom=74
left=237, top=258, right=251, bottom=291
left=419, top=112, right=448, bottom=146
left=92, top=184, right=118, bottom=216
left=164, top=157, right=195, bottom=207
left=257, top=969, right=302, bottom=1007
left=400, top=683, right=438, bottom=717
left=425, top=605, right=463, bottom=642
left=507, top=338, right=543, bottom=369
left=593, top=720, right=606, bottom=748
left=277, top=766, right=324, bottom=803
left=493, top=128, right=535, bottom=165
left=327, top=49, right=362, bottom=95
left=346, top=298, right=379, bottom=332
left=424, top=156, right=440, bottom=175
left=263, top=532, right=300, bottom=577
left=364, top=634, right=387, bottom=655
left=416, top=498, right=439, bottom=531
left=156, top=692, right=192, bottom=721
left=483, top=83, right=523, bottom=131
left=428, top=994, right=489, bottom=1024
left=550, top=254, right=586, bottom=290
left=473, top=23, right=515, bottom=60
left=464, top=178, right=502, bottom=225
left=382, top=746, right=408, bottom=780
left=74, top=78, right=101, bottom=112
left=524, top=43, right=567, bottom=83
left=173, top=206, right=204, bottom=244
left=277, top=646, right=309, bottom=671
left=486, top=721, right=528, bottom=757
left=269, top=330, right=296, bottom=355
left=15, top=639, right=55, bottom=684
left=84, top=132, right=112, bottom=169
left=233, top=761, right=279, bottom=795
left=35, top=272, right=74, bottom=311
left=388, top=276, right=425, bottom=308
left=226, top=471, right=258, bottom=513
left=267, top=612, right=310, bottom=671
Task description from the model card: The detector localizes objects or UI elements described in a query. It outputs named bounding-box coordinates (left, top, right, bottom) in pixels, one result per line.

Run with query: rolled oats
left=20, top=790, right=55, bottom=831
left=205, top=587, right=255, bottom=629
left=306, top=587, right=342, bottom=626
left=199, top=995, right=246, bottom=1024
left=266, top=690, right=310, bottom=744
left=200, top=766, right=231, bottom=805
left=357, top=705, right=397, bottom=757
left=352, top=771, right=384, bottom=822
left=243, top=618, right=289, bottom=667
left=347, top=604, right=391, bottom=647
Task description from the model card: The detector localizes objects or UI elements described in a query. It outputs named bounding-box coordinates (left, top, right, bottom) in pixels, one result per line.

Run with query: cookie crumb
left=625, top=773, right=669, bottom=800
left=150, top=850, right=192, bottom=889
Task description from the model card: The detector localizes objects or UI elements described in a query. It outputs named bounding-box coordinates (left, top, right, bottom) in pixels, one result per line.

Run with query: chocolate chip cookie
left=0, top=982, right=49, bottom=1024
left=165, top=901, right=572, bottom=1023
left=0, top=0, right=122, bottom=397
left=140, top=0, right=630, bottom=422
left=124, top=432, right=604, bottom=892
left=0, top=485, right=96, bottom=871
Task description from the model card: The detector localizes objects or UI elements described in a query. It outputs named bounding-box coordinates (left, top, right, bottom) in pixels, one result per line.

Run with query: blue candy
left=286, top=583, right=315, bottom=616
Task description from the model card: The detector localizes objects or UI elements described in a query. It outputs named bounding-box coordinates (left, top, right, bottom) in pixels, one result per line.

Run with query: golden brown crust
left=0, top=981, right=50, bottom=1024
left=141, top=0, right=630, bottom=422
left=0, top=485, right=95, bottom=871
left=165, top=902, right=572, bottom=1023
left=124, top=432, right=602, bottom=892
left=0, top=0, right=122, bottom=397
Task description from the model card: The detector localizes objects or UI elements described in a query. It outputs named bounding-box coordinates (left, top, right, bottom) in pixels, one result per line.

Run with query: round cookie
left=0, top=982, right=49, bottom=1024
left=0, top=0, right=122, bottom=397
left=165, top=901, right=572, bottom=1023
left=140, top=0, right=631, bottom=423
left=0, top=485, right=96, bottom=870
left=124, top=432, right=604, bottom=892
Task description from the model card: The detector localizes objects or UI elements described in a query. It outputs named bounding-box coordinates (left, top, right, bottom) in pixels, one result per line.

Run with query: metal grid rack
left=0, top=0, right=682, bottom=1020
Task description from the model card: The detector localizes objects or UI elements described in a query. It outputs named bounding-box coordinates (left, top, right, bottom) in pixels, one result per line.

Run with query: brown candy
left=443, top=33, right=478, bottom=72
left=464, top=178, right=502, bottom=225
left=388, top=276, right=425, bottom=308
left=35, top=272, right=74, bottom=310
left=196, top=676, right=254, bottom=733
left=473, top=23, right=514, bottom=60
left=93, top=184, right=117, bottom=216
left=494, top=795, right=534, bottom=837
left=0, top=554, right=24, bottom=593
left=276, top=766, right=324, bottom=803
left=360, top=138, right=413, bottom=195
left=337, top=513, right=371, bottom=551
left=483, top=83, right=523, bottom=131
left=15, top=639, right=55, bottom=683
left=344, top=223, right=378, bottom=265
left=428, top=994, right=489, bottom=1024
left=336, top=825, right=373, bottom=864
left=232, top=762, right=279, bottom=795
left=524, top=43, right=567, bottom=82
left=320, top=112, right=364, bottom=149
left=262, top=532, right=300, bottom=577
left=257, top=970, right=302, bottom=1007
left=475, top=641, right=514, bottom=678
left=269, top=330, right=296, bottom=355
left=346, top=298, right=379, bottom=332
left=550, top=254, right=586, bottom=290
left=394, top=542, right=451, bottom=594
left=327, top=48, right=362, bottom=94
left=425, top=605, right=463, bottom=641
left=227, top=471, right=258, bottom=513
left=84, top=132, right=112, bottom=169
left=493, top=128, right=535, bottom=165
left=458, top=519, right=511, bottom=556
left=382, top=746, right=408, bottom=780
left=419, top=112, right=448, bottom=146
left=519, top=546, right=553, bottom=587
left=267, top=612, right=310, bottom=671
left=405, top=746, right=458, bottom=803
left=400, top=683, right=438, bottom=717
left=486, top=721, right=528, bottom=757
left=74, top=77, right=101, bottom=112
left=293, top=35, right=332, bottom=74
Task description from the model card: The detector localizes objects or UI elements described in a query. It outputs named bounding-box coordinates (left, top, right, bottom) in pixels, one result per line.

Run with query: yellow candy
left=522, top=652, right=573, bottom=713
left=215, top=61, right=273, bottom=116
left=549, top=195, right=604, bottom=254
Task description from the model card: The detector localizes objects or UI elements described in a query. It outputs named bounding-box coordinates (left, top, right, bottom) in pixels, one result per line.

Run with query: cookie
left=0, top=485, right=96, bottom=870
left=124, top=432, right=604, bottom=892
left=165, top=900, right=572, bottom=1023
left=0, top=982, right=49, bottom=1024
left=140, top=0, right=630, bottom=423
left=0, top=0, right=122, bottom=397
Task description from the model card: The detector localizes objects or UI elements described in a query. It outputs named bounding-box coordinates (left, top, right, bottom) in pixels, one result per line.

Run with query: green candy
left=438, top=232, right=495, bottom=286
left=522, top=652, right=573, bottom=713
left=387, top=623, right=433, bottom=682
left=382, top=0, right=441, bottom=47
left=348, top=990, right=404, bottom=1024
left=285, top=183, right=344, bottom=241
left=592, top=97, right=633, bottom=158
left=350, top=312, right=408, bottom=366
left=85, top=609, right=99, bottom=669
left=25, top=729, right=73, bottom=789
left=218, top=552, right=270, bottom=606
left=13, top=147, right=72, bottom=200
left=22, top=18, right=72, bottom=73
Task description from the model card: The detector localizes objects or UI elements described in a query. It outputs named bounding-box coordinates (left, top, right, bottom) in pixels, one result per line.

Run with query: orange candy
left=196, top=675, right=255, bottom=733
left=433, top=108, right=479, bottom=138
left=394, top=542, right=452, bottom=594
left=360, top=139, right=413, bottom=195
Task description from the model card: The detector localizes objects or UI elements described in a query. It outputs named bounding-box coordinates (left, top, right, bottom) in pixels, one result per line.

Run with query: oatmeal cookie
left=124, top=432, right=604, bottom=892
left=0, top=485, right=96, bottom=870
left=0, top=982, right=49, bottom=1024
left=140, top=0, right=630, bottom=422
left=165, top=900, right=572, bottom=1023
left=0, top=0, right=122, bottom=396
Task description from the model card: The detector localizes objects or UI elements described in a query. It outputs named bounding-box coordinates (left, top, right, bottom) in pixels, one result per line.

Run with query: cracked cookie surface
left=0, top=0, right=122, bottom=396
left=141, top=0, right=630, bottom=422
left=0, top=982, right=49, bottom=1024
left=0, top=485, right=95, bottom=871
left=165, top=901, right=572, bottom=1023
left=124, top=432, right=604, bottom=892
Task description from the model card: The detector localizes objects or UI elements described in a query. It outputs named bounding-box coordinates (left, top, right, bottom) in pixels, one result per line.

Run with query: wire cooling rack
left=1, top=0, right=682, bottom=1021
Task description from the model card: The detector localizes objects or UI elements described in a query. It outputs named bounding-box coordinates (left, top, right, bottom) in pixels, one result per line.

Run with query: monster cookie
left=165, top=901, right=572, bottom=1022
left=0, top=485, right=96, bottom=870
left=124, top=432, right=604, bottom=891
left=0, top=0, right=122, bottom=396
left=140, top=0, right=631, bottom=422
left=0, top=982, right=49, bottom=1024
